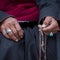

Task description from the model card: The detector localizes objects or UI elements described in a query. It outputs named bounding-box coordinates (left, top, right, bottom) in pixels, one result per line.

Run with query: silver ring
left=49, top=32, right=53, bottom=37
left=6, top=29, right=11, bottom=34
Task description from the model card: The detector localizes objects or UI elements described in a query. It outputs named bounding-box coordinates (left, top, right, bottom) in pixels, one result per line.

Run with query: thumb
left=43, top=16, right=52, bottom=26
left=38, top=25, right=42, bottom=29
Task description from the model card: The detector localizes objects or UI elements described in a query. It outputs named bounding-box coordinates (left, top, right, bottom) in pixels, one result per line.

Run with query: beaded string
left=39, top=29, right=47, bottom=60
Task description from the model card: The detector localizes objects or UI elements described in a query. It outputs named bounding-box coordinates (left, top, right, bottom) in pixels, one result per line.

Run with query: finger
left=1, top=25, right=9, bottom=38
left=38, top=24, right=46, bottom=28
left=8, top=24, right=20, bottom=40
left=44, top=31, right=56, bottom=35
left=44, top=28, right=58, bottom=35
left=42, top=18, right=59, bottom=35
left=42, top=24, right=46, bottom=28
left=43, top=29, right=50, bottom=35
left=52, top=27, right=59, bottom=34
left=42, top=22, right=57, bottom=32
left=14, top=22, right=24, bottom=38
left=43, top=16, right=52, bottom=26
left=6, top=27, right=18, bottom=42
left=38, top=25, right=43, bottom=30
left=54, top=26, right=60, bottom=31
left=19, top=30, right=24, bottom=38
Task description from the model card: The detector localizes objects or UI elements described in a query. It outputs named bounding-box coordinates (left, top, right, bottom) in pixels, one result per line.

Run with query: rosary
left=38, top=23, right=54, bottom=60
left=39, top=29, right=47, bottom=60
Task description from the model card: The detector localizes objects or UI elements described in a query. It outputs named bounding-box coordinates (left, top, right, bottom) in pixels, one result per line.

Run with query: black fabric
left=0, top=26, right=39, bottom=60
left=56, top=32, right=60, bottom=60
left=0, top=0, right=60, bottom=59
left=46, top=35, right=57, bottom=60
left=0, top=25, right=58, bottom=60
left=36, top=0, right=59, bottom=23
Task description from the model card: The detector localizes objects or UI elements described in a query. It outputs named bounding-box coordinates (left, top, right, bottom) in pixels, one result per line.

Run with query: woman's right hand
left=38, top=16, right=60, bottom=35
left=0, top=17, right=24, bottom=42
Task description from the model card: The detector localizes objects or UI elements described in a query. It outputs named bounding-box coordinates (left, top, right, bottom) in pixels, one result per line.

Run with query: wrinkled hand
left=38, top=16, right=60, bottom=35
left=0, top=17, right=24, bottom=42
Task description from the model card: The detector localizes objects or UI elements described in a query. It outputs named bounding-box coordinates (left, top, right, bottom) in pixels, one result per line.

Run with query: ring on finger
left=6, top=29, right=12, bottom=34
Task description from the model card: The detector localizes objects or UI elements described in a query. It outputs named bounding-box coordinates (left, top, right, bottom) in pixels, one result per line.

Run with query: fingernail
left=38, top=25, right=41, bottom=27
left=42, top=24, right=46, bottom=28
left=15, top=39, right=18, bottom=42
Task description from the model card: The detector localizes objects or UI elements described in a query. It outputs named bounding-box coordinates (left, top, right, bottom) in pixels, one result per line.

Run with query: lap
left=0, top=26, right=58, bottom=60
left=0, top=26, right=39, bottom=60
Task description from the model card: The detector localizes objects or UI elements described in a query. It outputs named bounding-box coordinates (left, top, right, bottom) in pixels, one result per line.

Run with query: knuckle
left=12, top=19, right=17, bottom=23
left=14, top=31, right=17, bottom=35
left=8, top=20, right=15, bottom=24
left=9, top=33, right=13, bottom=37
left=11, top=36, right=15, bottom=39
left=13, top=29, right=17, bottom=33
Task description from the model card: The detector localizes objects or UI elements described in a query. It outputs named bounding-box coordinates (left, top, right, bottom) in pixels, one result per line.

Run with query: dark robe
left=0, top=26, right=39, bottom=60
left=0, top=0, right=60, bottom=60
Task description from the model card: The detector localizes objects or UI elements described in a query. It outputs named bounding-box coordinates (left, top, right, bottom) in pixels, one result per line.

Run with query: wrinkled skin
left=0, top=17, right=24, bottom=42
left=38, top=16, right=60, bottom=35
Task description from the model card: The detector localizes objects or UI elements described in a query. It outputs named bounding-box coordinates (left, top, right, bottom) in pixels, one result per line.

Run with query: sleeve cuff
left=38, top=4, right=59, bottom=24
left=0, top=11, right=14, bottom=22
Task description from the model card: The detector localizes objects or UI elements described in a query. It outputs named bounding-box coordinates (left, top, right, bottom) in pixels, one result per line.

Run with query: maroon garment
left=0, top=0, right=39, bottom=21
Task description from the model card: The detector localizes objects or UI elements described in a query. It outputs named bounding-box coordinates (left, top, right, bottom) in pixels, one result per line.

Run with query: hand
left=0, top=17, right=24, bottom=42
left=38, top=16, right=60, bottom=35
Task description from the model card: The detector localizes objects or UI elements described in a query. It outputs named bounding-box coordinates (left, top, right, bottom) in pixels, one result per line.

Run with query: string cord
left=39, top=30, right=47, bottom=60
